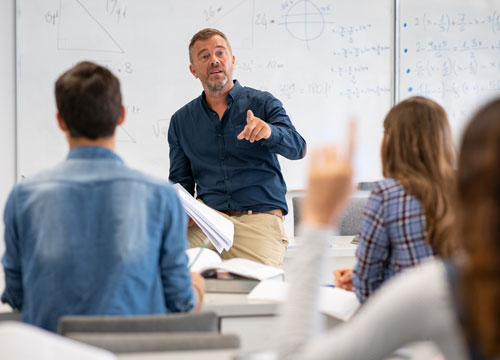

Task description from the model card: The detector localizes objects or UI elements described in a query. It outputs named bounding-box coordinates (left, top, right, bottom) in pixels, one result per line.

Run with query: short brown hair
left=188, top=28, right=232, bottom=63
left=55, top=61, right=122, bottom=140
left=381, top=96, right=456, bottom=255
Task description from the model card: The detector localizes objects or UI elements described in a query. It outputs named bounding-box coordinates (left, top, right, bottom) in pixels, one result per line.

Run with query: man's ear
left=117, top=106, right=126, bottom=126
left=189, top=64, right=198, bottom=79
left=56, top=113, right=67, bottom=132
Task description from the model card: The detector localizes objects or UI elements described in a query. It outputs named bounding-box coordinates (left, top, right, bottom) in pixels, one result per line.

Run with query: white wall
left=0, top=0, right=16, bottom=311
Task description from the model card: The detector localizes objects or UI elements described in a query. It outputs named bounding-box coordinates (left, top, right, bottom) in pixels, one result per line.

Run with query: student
left=1, top=62, right=205, bottom=332
left=334, top=97, right=456, bottom=302
left=277, top=99, right=500, bottom=359
left=168, top=28, right=306, bottom=267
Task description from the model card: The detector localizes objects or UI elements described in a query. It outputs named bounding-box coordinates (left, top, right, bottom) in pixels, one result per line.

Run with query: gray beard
left=206, top=77, right=228, bottom=92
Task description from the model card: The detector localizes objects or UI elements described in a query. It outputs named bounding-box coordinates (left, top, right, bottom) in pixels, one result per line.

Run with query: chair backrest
left=293, top=195, right=368, bottom=236
left=58, top=312, right=218, bottom=335
left=64, top=332, right=240, bottom=353
left=0, top=312, right=22, bottom=322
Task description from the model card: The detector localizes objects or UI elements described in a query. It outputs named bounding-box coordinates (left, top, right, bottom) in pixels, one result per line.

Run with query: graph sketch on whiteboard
left=57, top=0, right=125, bottom=53
left=280, top=0, right=333, bottom=48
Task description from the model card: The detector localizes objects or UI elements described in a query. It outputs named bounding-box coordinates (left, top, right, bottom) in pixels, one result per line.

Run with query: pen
left=321, top=284, right=336, bottom=288
left=188, top=239, right=209, bottom=270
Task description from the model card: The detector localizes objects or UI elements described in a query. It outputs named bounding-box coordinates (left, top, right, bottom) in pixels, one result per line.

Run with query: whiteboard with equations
left=398, top=0, right=500, bottom=141
left=16, top=0, right=394, bottom=189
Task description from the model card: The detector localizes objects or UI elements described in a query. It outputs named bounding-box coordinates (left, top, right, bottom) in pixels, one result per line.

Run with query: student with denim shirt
left=334, top=97, right=456, bottom=302
left=1, top=62, right=204, bottom=332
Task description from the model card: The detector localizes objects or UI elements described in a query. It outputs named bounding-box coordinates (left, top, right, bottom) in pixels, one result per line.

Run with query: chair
left=0, top=311, right=22, bottom=322
left=58, top=312, right=240, bottom=354
left=63, top=332, right=240, bottom=353
left=293, top=195, right=368, bottom=236
left=58, top=311, right=219, bottom=334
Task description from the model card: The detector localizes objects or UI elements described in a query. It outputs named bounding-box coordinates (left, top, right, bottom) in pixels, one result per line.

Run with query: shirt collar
left=201, top=79, right=242, bottom=107
left=67, top=146, right=123, bottom=163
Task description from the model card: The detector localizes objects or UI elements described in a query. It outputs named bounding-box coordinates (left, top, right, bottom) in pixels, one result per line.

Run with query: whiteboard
left=17, top=0, right=394, bottom=189
left=398, top=0, right=500, bottom=142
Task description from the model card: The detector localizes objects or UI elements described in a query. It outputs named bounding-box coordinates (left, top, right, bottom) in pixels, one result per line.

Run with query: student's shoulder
left=370, top=178, right=406, bottom=197
left=122, top=167, right=175, bottom=192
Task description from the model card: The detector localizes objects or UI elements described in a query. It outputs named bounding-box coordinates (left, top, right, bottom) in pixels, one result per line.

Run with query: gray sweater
left=277, top=226, right=469, bottom=360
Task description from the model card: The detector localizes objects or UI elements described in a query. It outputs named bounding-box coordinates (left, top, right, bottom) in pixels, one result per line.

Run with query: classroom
left=1, top=0, right=500, bottom=359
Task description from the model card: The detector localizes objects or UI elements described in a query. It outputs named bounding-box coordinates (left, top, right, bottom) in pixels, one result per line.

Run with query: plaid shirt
left=353, top=178, right=435, bottom=303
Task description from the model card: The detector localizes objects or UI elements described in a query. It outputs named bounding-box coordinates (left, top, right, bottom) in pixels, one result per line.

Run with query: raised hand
left=301, top=121, right=356, bottom=226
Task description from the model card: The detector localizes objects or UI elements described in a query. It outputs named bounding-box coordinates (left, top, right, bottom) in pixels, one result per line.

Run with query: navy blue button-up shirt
left=1, top=146, right=195, bottom=332
left=168, top=80, right=306, bottom=215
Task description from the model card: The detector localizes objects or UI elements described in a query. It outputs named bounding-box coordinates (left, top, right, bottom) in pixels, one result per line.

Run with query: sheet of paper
left=174, top=184, right=234, bottom=253
left=217, top=258, right=284, bottom=280
left=248, top=280, right=360, bottom=321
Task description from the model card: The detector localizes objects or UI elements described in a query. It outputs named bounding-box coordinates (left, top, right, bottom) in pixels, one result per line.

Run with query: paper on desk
left=174, top=184, right=234, bottom=253
left=248, top=280, right=360, bottom=321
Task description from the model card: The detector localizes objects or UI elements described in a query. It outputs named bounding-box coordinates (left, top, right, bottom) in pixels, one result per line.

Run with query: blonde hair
left=381, top=96, right=456, bottom=256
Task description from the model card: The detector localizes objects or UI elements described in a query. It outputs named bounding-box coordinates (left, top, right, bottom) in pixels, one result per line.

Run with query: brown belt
left=220, top=209, right=283, bottom=219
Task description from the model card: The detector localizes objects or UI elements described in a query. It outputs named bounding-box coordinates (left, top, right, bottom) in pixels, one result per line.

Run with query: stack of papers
left=174, top=184, right=234, bottom=253
left=248, top=280, right=360, bottom=321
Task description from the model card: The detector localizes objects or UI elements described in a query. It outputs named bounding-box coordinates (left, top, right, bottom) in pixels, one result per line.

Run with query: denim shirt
left=1, top=146, right=195, bottom=332
left=168, top=80, right=306, bottom=215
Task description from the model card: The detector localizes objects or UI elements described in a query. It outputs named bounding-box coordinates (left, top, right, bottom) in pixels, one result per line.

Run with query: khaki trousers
left=188, top=210, right=289, bottom=268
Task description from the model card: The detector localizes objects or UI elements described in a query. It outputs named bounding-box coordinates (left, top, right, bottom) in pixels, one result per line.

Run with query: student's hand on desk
left=191, top=272, right=205, bottom=312
left=334, top=268, right=354, bottom=291
left=237, top=110, right=271, bottom=143
left=187, top=216, right=195, bottom=227
left=302, top=121, right=355, bottom=226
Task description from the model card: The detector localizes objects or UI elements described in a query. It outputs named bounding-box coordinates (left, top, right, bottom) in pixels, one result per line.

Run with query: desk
left=117, top=349, right=238, bottom=360
left=202, top=292, right=343, bottom=353
left=202, top=236, right=356, bottom=352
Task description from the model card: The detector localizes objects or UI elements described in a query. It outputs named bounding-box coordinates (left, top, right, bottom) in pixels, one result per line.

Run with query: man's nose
left=210, top=54, right=220, bottom=65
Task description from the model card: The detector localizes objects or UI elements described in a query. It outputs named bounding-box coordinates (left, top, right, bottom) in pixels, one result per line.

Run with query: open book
left=173, top=183, right=234, bottom=253
left=186, top=248, right=284, bottom=293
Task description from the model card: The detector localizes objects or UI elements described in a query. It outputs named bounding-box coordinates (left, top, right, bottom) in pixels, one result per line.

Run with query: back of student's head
left=55, top=61, right=122, bottom=140
left=457, top=98, right=500, bottom=357
left=381, top=96, right=456, bottom=255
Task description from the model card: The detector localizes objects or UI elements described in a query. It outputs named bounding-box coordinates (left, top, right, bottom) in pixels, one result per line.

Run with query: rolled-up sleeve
left=168, top=115, right=196, bottom=196
left=261, top=95, right=306, bottom=160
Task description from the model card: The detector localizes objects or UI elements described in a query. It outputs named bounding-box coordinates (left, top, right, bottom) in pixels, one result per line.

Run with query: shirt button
left=227, top=195, right=231, bottom=199
left=225, top=176, right=228, bottom=180
left=217, top=133, right=222, bottom=137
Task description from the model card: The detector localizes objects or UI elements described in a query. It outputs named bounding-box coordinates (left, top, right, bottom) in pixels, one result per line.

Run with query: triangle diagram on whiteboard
left=210, top=0, right=254, bottom=49
left=57, top=0, right=124, bottom=53
left=116, top=126, right=136, bottom=143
